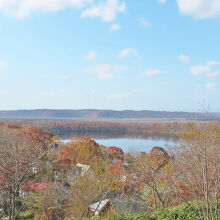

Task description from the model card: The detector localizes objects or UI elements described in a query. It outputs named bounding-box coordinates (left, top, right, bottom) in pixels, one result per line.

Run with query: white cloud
left=178, top=54, right=191, bottom=63
left=177, top=0, right=220, bottom=19
left=137, top=17, right=152, bottom=27
left=81, top=0, right=126, bottom=22
left=207, top=71, right=219, bottom=77
left=110, top=23, right=120, bottom=31
left=59, top=75, right=69, bottom=79
left=85, top=64, right=129, bottom=80
left=206, top=61, right=220, bottom=66
left=206, top=83, right=216, bottom=89
left=0, top=61, right=7, bottom=70
left=158, top=0, right=167, bottom=4
left=108, top=92, right=130, bottom=99
left=0, top=0, right=92, bottom=18
left=190, top=65, right=211, bottom=75
left=144, top=69, right=162, bottom=76
left=118, top=48, right=138, bottom=58
left=86, top=50, right=97, bottom=60
left=190, top=60, right=219, bottom=76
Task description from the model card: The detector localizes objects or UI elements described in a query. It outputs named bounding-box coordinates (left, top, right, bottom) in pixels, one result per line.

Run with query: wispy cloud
left=0, top=90, right=5, bottom=95
left=59, top=89, right=73, bottom=97
left=110, top=23, right=120, bottom=31
left=91, top=89, right=96, bottom=95
left=0, top=0, right=92, bottom=19
left=85, top=64, right=129, bottom=80
left=177, top=0, right=220, bottom=19
left=40, top=91, right=54, bottom=97
left=190, top=65, right=211, bottom=75
left=206, top=61, right=220, bottom=66
left=0, top=0, right=125, bottom=21
left=190, top=61, right=219, bottom=76
left=118, top=48, right=138, bottom=59
left=108, top=92, right=130, bottom=100
left=207, top=71, right=219, bottom=77
left=132, top=89, right=144, bottom=93
left=0, top=61, right=7, bottom=70
left=137, top=17, right=152, bottom=28
left=58, top=75, right=69, bottom=79
left=86, top=51, right=97, bottom=60
left=108, top=88, right=143, bottom=100
left=206, top=83, right=216, bottom=89
left=158, top=0, right=167, bottom=3
left=81, top=0, right=126, bottom=22
left=143, top=69, right=162, bottom=76
left=178, top=54, right=191, bottom=63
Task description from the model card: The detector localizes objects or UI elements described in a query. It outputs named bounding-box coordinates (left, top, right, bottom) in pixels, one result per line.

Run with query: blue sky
left=0, top=0, right=220, bottom=112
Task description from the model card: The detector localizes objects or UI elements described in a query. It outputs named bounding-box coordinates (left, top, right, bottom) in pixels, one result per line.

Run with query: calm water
left=95, top=138, right=178, bottom=152
left=62, top=137, right=179, bottom=153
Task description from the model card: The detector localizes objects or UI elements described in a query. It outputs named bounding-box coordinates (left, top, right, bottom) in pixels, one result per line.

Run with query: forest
left=0, top=109, right=215, bottom=120
left=0, top=121, right=219, bottom=219
left=2, top=119, right=193, bottom=138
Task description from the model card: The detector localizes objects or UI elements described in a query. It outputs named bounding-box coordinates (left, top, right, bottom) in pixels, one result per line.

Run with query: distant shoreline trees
left=0, top=120, right=189, bottom=141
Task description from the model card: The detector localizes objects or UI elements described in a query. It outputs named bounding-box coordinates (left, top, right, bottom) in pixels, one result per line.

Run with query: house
left=88, top=199, right=116, bottom=217
left=66, top=163, right=94, bottom=184
left=75, top=163, right=93, bottom=177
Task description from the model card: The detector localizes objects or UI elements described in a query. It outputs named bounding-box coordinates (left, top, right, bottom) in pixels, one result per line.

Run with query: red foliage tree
left=0, top=124, right=53, bottom=220
left=107, top=146, right=124, bottom=160
left=148, top=146, right=170, bottom=172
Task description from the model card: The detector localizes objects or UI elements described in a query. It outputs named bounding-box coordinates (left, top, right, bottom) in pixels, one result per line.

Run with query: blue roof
left=123, top=163, right=131, bottom=166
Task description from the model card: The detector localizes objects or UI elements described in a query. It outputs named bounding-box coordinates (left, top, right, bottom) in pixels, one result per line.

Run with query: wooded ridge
left=0, top=109, right=219, bottom=120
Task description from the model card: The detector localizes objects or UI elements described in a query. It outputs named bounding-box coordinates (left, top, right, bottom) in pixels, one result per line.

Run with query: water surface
left=95, top=137, right=178, bottom=152
left=62, top=136, right=179, bottom=153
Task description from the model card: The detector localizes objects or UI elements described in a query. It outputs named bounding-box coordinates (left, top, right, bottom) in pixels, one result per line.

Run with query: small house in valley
left=75, top=163, right=93, bottom=177
left=88, top=199, right=116, bottom=217
left=66, top=163, right=94, bottom=184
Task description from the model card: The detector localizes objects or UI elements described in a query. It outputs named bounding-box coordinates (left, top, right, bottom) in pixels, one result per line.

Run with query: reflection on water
left=61, top=133, right=180, bottom=142
left=95, top=137, right=178, bottom=152
left=61, top=134, right=180, bottom=153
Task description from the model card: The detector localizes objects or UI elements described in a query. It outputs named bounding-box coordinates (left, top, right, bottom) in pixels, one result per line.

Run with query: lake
left=62, top=136, right=180, bottom=153
left=95, top=137, right=178, bottom=152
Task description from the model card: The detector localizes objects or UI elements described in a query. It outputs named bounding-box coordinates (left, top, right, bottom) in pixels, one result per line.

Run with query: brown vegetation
left=0, top=121, right=219, bottom=220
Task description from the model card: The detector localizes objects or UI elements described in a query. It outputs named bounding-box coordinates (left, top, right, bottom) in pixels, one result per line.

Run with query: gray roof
left=89, top=199, right=110, bottom=212
left=76, top=163, right=91, bottom=176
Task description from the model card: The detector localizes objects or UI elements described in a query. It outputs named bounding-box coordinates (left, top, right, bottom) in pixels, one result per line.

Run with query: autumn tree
left=172, top=122, right=220, bottom=220
left=54, top=138, right=120, bottom=218
left=133, top=146, right=172, bottom=212
left=107, top=146, right=124, bottom=161
left=71, top=160, right=120, bottom=218
left=61, top=137, right=108, bottom=165
left=27, top=184, right=73, bottom=220
left=0, top=124, right=53, bottom=220
left=31, top=137, right=118, bottom=219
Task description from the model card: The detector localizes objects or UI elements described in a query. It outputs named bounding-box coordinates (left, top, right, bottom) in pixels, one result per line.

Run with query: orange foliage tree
left=171, top=122, right=220, bottom=219
left=133, top=146, right=172, bottom=211
left=107, top=146, right=124, bottom=161
left=0, top=124, right=53, bottom=220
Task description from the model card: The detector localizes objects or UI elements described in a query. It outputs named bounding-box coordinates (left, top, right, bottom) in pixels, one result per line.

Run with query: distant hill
left=0, top=109, right=219, bottom=120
